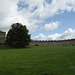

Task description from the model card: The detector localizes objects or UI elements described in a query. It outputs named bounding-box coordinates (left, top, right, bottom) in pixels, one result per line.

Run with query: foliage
left=6, top=23, right=31, bottom=48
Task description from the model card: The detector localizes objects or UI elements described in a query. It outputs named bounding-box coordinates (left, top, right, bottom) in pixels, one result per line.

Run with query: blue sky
left=0, top=0, right=75, bottom=40
left=31, top=14, right=75, bottom=40
left=31, top=11, right=75, bottom=36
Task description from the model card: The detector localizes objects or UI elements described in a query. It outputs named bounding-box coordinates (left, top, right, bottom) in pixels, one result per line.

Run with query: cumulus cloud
left=0, top=0, right=38, bottom=32
left=41, top=21, right=60, bottom=31
left=58, top=28, right=75, bottom=40
left=0, top=0, right=75, bottom=33
left=33, top=33, right=47, bottom=40
left=39, top=0, right=75, bottom=20
left=33, top=28, right=75, bottom=40
left=0, top=0, right=19, bottom=31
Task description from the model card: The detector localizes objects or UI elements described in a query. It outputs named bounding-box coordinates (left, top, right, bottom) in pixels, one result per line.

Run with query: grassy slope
left=0, top=45, right=75, bottom=75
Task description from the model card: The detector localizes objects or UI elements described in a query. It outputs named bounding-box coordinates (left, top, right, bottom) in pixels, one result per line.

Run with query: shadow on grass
left=0, top=44, right=31, bottom=50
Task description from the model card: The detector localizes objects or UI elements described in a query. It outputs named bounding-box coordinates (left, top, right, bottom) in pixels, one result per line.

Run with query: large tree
left=6, top=23, right=31, bottom=48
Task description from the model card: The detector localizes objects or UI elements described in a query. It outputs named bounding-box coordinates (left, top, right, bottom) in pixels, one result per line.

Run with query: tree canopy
left=6, top=23, right=31, bottom=48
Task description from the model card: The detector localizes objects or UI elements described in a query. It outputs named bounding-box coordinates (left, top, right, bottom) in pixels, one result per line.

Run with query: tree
left=6, top=23, right=31, bottom=48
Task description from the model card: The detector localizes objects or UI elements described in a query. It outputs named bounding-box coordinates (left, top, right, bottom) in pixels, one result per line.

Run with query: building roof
left=0, top=31, right=6, bottom=33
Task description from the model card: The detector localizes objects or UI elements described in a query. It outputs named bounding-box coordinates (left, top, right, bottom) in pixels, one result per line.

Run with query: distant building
left=29, top=39, right=75, bottom=46
left=0, top=31, right=6, bottom=44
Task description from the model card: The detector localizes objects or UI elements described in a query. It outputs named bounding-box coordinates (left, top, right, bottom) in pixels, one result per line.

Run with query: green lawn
left=0, top=45, right=75, bottom=75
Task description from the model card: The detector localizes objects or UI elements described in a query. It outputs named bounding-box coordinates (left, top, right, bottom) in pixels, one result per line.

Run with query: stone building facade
left=29, top=39, right=75, bottom=46
left=0, top=31, right=6, bottom=44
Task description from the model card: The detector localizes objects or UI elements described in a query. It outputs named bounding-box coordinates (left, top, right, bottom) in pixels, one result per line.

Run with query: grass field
left=0, top=45, right=75, bottom=75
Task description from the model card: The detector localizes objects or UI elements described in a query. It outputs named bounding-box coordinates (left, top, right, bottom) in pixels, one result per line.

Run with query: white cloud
left=0, top=0, right=75, bottom=33
left=33, top=28, right=75, bottom=40
left=47, top=33, right=61, bottom=40
left=58, top=28, right=75, bottom=40
left=39, top=0, right=75, bottom=20
left=41, top=21, right=60, bottom=31
left=33, top=33, right=47, bottom=40
left=0, top=0, right=38, bottom=32
left=0, top=0, right=19, bottom=31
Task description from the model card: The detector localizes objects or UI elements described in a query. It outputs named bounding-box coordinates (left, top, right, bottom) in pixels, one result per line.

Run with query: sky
left=0, top=0, right=75, bottom=40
